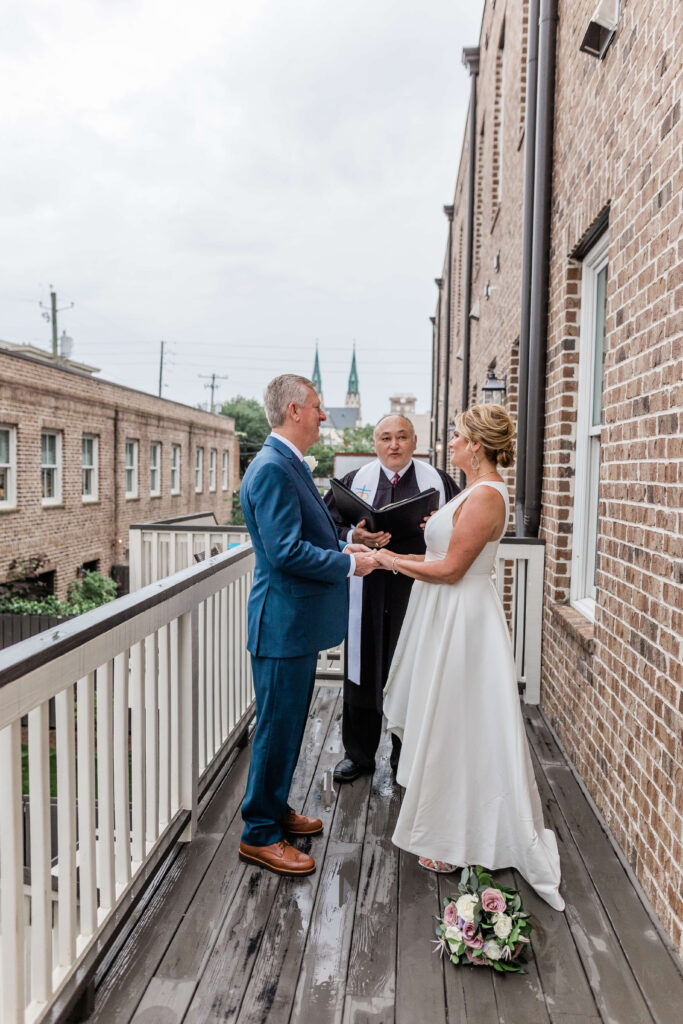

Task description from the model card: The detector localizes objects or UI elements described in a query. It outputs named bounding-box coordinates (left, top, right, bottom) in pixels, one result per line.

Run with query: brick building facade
left=0, top=346, right=239, bottom=598
left=431, top=1, right=682, bottom=951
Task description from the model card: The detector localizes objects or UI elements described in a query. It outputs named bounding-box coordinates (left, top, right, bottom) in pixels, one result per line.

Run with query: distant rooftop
left=0, top=339, right=100, bottom=375
left=323, top=407, right=359, bottom=430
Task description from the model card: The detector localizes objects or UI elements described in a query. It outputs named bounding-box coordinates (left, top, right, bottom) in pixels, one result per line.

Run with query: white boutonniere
left=303, top=455, right=318, bottom=473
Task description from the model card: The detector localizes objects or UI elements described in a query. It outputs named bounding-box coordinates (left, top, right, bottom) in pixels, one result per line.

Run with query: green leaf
left=492, top=961, right=504, bottom=972
left=460, top=867, right=470, bottom=888
left=450, top=954, right=460, bottom=965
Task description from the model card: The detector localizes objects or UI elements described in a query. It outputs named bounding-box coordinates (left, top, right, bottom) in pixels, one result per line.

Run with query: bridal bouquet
left=436, top=865, right=533, bottom=973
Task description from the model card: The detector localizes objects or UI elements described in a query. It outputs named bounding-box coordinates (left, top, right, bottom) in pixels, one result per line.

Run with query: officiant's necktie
left=391, top=473, right=399, bottom=487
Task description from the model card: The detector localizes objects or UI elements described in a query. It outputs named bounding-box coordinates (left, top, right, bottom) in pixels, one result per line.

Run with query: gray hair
left=264, top=374, right=316, bottom=428
left=374, top=413, right=416, bottom=437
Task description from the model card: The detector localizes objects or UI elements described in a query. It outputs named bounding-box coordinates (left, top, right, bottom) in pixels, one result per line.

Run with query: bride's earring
left=470, top=453, right=480, bottom=471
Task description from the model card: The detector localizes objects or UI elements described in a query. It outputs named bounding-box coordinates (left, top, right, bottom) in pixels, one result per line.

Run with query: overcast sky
left=1, top=0, right=482, bottom=425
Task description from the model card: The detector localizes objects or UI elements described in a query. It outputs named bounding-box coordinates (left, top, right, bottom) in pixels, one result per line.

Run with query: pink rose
left=443, top=903, right=458, bottom=927
left=462, top=922, right=484, bottom=948
left=466, top=947, right=486, bottom=965
left=481, top=887, right=507, bottom=914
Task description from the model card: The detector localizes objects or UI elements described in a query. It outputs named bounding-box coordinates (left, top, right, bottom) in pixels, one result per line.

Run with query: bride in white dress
left=375, top=405, right=564, bottom=911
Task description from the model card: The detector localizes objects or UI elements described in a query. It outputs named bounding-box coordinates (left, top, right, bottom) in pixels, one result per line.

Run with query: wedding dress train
left=384, top=481, right=565, bottom=911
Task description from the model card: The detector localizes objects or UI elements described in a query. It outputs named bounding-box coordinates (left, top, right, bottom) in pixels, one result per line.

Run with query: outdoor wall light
left=580, top=0, right=619, bottom=60
left=482, top=368, right=507, bottom=403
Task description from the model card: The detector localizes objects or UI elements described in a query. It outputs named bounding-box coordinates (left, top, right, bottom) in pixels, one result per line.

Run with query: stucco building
left=431, top=0, right=681, bottom=952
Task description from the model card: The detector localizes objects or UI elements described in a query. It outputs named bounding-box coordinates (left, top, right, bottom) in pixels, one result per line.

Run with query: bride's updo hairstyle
left=455, top=404, right=516, bottom=468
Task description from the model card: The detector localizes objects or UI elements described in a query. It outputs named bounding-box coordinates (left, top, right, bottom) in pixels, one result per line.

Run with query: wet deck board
left=84, top=690, right=683, bottom=1024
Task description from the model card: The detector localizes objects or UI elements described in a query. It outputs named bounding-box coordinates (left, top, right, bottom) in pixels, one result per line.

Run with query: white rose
left=484, top=940, right=502, bottom=961
left=455, top=894, right=479, bottom=922
left=492, top=913, right=512, bottom=939
left=303, top=455, right=318, bottom=472
left=444, top=925, right=463, bottom=943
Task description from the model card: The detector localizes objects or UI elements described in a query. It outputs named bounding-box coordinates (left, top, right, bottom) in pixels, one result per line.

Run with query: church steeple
left=345, top=343, right=361, bottom=421
left=311, top=341, right=323, bottom=403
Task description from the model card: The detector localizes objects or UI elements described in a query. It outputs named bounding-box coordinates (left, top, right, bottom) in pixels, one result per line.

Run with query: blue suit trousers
left=241, top=652, right=318, bottom=846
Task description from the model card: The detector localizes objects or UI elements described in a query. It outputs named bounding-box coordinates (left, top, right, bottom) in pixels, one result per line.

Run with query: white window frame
left=150, top=441, right=161, bottom=496
left=221, top=450, right=229, bottom=491
left=0, top=424, right=17, bottom=509
left=41, top=430, right=62, bottom=506
left=195, top=446, right=203, bottom=493
left=209, top=448, right=217, bottom=492
left=125, top=439, right=139, bottom=499
left=571, top=231, right=609, bottom=622
left=170, top=444, right=181, bottom=495
left=81, top=434, right=99, bottom=502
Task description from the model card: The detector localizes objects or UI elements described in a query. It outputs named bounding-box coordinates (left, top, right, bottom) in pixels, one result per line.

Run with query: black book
left=329, top=478, right=440, bottom=538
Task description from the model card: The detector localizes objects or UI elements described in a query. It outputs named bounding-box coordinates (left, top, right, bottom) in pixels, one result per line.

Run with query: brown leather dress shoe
left=238, top=839, right=316, bottom=876
left=282, top=808, right=324, bottom=836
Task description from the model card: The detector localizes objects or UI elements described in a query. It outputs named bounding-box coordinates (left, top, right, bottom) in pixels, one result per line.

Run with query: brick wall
left=432, top=0, right=682, bottom=952
left=0, top=351, right=240, bottom=598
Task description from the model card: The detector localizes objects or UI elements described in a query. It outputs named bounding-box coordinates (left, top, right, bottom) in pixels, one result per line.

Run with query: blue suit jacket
left=240, top=435, right=351, bottom=658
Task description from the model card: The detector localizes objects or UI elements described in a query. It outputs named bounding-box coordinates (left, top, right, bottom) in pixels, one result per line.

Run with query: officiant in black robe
left=323, top=415, right=459, bottom=782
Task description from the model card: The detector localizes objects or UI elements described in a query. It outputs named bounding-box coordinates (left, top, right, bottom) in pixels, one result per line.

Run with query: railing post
left=523, top=544, right=545, bottom=704
left=178, top=608, right=199, bottom=841
left=0, top=720, right=24, bottom=1024
left=129, top=527, right=143, bottom=592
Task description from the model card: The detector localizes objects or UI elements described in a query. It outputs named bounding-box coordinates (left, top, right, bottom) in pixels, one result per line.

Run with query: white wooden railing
left=130, top=518, right=345, bottom=683
left=0, top=544, right=254, bottom=1024
left=129, top=514, right=249, bottom=591
left=496, top=537, right=546, bottom=704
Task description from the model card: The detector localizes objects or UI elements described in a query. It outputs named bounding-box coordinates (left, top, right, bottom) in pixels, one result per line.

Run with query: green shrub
left=0, top=570, right=117, bottom=617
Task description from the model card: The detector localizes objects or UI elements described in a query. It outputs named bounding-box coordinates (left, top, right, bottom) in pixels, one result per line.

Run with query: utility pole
left=40, top=286, right=74, bottom=356
left=198, top=372, right=228, bottom=414
left=159, top=340, right=165, bottom=397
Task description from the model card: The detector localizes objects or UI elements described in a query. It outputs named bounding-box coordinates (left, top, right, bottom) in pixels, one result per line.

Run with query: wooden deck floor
left=84, top=687, right=682, bottom=1024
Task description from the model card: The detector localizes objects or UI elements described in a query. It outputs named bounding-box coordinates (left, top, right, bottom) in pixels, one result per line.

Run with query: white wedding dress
left=384, top=481, right=565, bottom=911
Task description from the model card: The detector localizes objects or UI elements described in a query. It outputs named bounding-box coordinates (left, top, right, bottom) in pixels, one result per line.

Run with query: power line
left=198, top=372, right=228, bottom=413
left=39, top=286, right=74, bottom=356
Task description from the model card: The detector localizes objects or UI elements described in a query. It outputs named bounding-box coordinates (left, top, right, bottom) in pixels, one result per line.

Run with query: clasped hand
left=344, top=542, right=380, bottom=577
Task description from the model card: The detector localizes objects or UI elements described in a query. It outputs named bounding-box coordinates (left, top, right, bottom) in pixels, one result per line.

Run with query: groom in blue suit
left=239, top=374, right=377, bottom=876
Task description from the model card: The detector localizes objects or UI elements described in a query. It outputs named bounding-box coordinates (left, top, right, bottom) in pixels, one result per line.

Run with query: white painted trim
left=41, top=428, right=62, bottom=506
left=81, top=433, right=99, bottom=502
left=0, top=422, right=17, bottom=508
left=571, top=230, right=609, bottom=615
left=125, top=439, right=139, bottom=499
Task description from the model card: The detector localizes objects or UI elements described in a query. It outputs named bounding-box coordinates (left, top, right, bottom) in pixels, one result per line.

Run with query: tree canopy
left=221, top=395, right=270, bottom=476
left=341, top=424, right=375, bottom=451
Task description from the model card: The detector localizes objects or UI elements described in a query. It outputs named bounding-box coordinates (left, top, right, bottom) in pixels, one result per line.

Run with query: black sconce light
left=481, top=368, right=507, bottom=403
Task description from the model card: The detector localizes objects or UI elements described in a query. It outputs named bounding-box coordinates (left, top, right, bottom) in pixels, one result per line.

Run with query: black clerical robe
left=324, top=462, right=459, bottom=712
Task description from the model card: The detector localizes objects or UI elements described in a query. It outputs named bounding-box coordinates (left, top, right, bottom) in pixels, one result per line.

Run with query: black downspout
left=429, top=315, right=437, bottom=463
left=442, top=205, right=454, bottom=471
left=434, top=278, right=443, bottom=459
left=515, top=0, right=540, bottom=535
left=525, top=0, right=559, bottom=537
left=461, top=47, right=480, bottom=416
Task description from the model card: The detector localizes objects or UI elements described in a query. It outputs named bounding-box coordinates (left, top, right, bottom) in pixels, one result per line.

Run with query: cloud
left=0, top=0, right=482, bottom=420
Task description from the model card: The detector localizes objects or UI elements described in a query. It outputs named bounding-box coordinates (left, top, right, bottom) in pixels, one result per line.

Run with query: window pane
left=0, top=467, right=7, bottom=500
left=586, top=437, right=601, bottom=598
left=0, top=429, right=9, bottom=465
left=42, top=468, right=55, bottom=499
left=592, top=264, right=607, bottom=428
left=82, top=437, right=93, bottom=467
left=42, top=433, right=56, bottom=466
left=83, top=468, right=92, bottom=496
